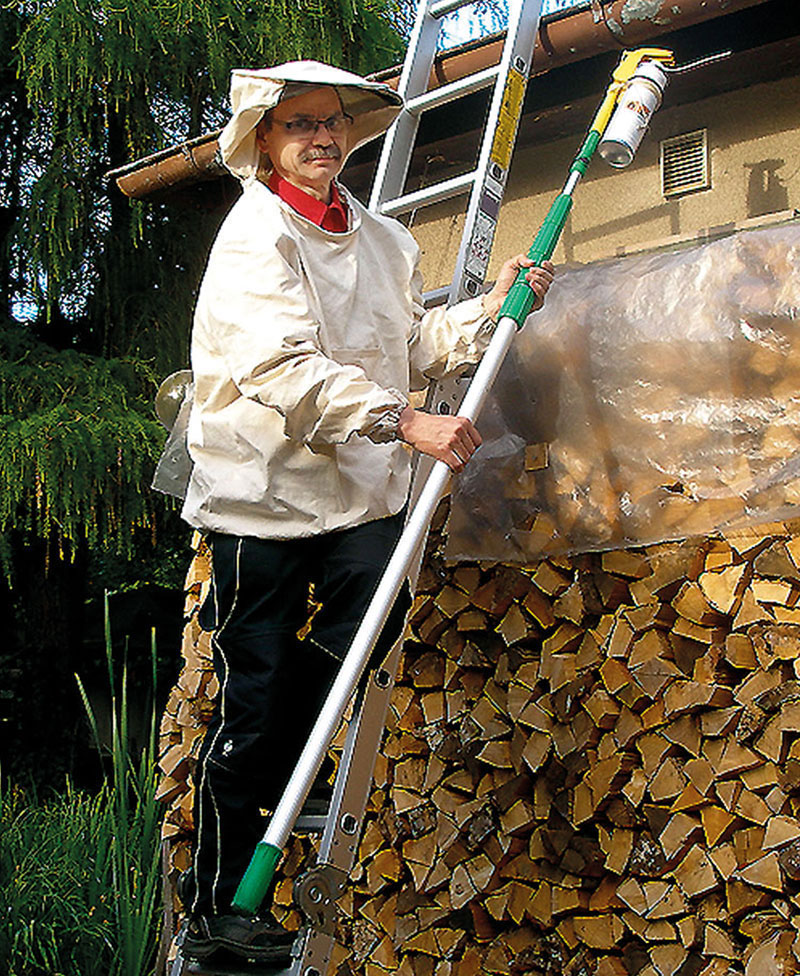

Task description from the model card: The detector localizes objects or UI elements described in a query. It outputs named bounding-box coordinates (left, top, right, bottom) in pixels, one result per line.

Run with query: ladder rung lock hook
left=340, top=814, right=359, bottom=834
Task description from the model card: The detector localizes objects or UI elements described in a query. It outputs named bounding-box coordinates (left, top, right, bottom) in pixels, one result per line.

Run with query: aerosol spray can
left=598, top=60, right=669, bottom=168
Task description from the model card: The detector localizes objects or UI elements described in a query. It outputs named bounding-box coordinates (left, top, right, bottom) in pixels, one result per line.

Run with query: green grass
left=0, top=597, right=163, bottom=976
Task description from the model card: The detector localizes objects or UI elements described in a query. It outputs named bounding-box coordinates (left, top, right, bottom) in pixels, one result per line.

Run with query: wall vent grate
left=660, top=129, right=709, bottom=197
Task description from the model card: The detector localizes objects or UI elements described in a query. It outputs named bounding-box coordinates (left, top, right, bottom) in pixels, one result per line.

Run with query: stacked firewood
left=326, top=504, right=800, bottom=976
left=447, top=223, right=800, bottom=565
left=156, top=533, right=215, bottom=899
left=158, top=507, right=800, bottom=974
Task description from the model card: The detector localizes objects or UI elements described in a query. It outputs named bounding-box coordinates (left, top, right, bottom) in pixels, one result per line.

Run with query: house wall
left=411, top=72, right=800, bottom=290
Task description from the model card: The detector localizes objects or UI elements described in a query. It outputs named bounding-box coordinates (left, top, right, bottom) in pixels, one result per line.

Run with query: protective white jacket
left=180, top=59, right=495, bottom=538
left=182, top=180, right=494, bottom=539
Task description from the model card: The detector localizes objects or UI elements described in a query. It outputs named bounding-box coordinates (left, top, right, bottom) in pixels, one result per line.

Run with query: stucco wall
left=412, top=72, right=800, bottom=290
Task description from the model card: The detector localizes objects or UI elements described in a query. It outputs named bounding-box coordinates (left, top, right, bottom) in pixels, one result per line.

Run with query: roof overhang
left=108, top=0, right=784, bottom=203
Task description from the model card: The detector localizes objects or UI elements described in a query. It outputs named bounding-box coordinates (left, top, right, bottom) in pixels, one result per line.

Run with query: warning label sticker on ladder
left=465, top=189, right=502, bottom=284
left=490, top=67, right=526, bottom=173
left=464, top=209, right=495, bottom=284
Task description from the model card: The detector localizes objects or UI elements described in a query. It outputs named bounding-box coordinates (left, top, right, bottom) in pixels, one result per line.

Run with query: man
left=179, top=60, right=554, bottom=964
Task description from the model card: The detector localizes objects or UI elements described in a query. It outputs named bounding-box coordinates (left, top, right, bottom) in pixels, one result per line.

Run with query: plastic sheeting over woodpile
left=447, top=223, right=800, bottom=563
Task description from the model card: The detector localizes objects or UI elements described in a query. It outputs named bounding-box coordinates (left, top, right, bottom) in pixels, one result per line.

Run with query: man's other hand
left=397, top=406, right=482, bottom=472
left=482, top=256, right=555, bottom=321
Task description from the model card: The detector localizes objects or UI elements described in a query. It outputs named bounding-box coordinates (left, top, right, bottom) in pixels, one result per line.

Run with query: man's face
left=256, top=87, right=350, bottom=201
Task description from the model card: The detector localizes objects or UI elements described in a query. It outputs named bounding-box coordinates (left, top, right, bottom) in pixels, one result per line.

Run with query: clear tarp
left=447, top=222, right=800, bottom=562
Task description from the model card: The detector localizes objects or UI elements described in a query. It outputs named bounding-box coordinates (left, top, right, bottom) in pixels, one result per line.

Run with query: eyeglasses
left=271, top=113, right=354, bottom=137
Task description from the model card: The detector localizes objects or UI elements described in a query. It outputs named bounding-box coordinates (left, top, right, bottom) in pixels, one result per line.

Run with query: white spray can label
left=598, top=61, right=668, bottom=168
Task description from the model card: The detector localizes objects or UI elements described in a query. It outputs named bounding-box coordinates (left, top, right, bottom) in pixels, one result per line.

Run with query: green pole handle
left=499, top=130, right=601, bottom=329
left=233, top=841, right=282, bottom=915
left=499, top=193, right=572, bottom=327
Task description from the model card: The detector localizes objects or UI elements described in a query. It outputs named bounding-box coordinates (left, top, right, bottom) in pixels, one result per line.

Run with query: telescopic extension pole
left=232, top=46, right=675, bottom=916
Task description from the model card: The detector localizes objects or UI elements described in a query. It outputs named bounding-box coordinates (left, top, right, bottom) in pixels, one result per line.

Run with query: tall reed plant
left=0, top=595, right=162, bottom=976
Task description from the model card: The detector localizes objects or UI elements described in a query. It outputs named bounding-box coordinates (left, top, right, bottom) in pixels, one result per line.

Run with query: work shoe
left=181, top=913, right=296, bottom=964
left=176, top=866, right=195, bottom=910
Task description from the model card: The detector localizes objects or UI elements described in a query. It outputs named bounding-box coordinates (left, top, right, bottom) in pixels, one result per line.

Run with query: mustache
left=302, top=146, right=342, bottom=162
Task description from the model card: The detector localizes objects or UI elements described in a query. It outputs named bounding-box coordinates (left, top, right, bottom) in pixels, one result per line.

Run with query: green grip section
left=232, top=841, right=282, bottom=915
left=499, top=127, right=601, bottom=329
left=499, top=193, right=574, bottom=328
left=572, top=130, right=600, bottom=176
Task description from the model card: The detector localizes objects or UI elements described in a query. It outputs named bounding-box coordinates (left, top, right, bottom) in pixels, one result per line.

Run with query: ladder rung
left=430, top=0, right=475, bottom=18
left=423, top=285, right=450, bottom=308
left=295, top=814, right=328, bottom=832
left=407, top=65, right=500, bottom=115
left=380, top=170, right=476, bottom=217
left=186, top=959, right=295, bottom=976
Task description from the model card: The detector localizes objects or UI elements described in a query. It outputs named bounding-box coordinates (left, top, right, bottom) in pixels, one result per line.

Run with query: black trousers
left=191, top=512, right=410, bottom=917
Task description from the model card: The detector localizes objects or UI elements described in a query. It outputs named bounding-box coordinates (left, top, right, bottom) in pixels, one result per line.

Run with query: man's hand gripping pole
left=232, top=45, right=674, bottom=918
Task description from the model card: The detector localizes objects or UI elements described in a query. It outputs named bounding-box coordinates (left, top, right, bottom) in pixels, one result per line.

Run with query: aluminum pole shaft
left=233, top=315, right=518, bottom=913
left=267, top=314, right=517, bottom=848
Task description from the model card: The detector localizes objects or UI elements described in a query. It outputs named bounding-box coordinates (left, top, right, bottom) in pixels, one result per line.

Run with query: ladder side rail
left=317, top=660, right=399, bottom=864
left=291, top=642, right=405, bottom=976
left=292, top=929, right=333, bottom=976
left=299, top=18, right=518, bottom=955
left=291, top=384, right=453, bottom=976
left=447, top=0, right=544, bottom=304
left=395, top=0, right=445, bottom=97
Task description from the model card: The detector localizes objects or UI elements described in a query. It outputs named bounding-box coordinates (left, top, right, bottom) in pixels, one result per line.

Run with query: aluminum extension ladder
left=178, top=2, right=544, bottom=974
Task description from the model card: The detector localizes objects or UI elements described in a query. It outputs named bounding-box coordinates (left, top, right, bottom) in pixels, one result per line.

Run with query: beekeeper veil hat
left=218, top=60, right=404, bottom=182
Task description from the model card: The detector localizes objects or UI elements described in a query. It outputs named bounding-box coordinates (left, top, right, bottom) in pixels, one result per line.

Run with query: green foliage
left=18, top=0, right=402, bottom=117
left=0, top=0, right=406, bottom=562
left=6, top=0, right=405, bottom=364
left=0, top=783, right=119, bottom=975
left=0, top=600, right=162, bottom=976
left=0, top=318, right=166, bottom=569
left=88, top=528, right=191, bottom=595
left=0, top=0, right=407, bottom=792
